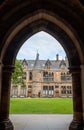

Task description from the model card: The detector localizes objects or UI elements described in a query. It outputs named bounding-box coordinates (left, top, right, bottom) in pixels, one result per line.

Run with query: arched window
left=12, top=86, right=18, bottom=97
left=29, top=72, right=32, bottom=80
left=61, top=86, right=66, bottom=94
left=22, top=72, right=26, bottom=80
left=52, top=72, right=54, bottom=76
left=21, top=87, right=26, bottom=96
left=61, top=73, right=66, bottom=80
left=66, top=86, right=72, bottom=94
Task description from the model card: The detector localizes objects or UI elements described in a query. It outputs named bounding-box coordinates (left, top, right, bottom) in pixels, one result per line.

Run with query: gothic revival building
left=0, top=1, right=84, bottom=129
left=11, top=54, right=72, bottom=98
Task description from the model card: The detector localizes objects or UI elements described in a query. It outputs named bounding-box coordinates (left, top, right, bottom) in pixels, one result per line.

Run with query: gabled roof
left=22, top=59, right=28, bottom=66
left=59, top=59, right=66, bottom=67
left=21, top=53, right=69, bottom=70
left=24, top=59, right=69, bottom=70
left=45, top=59, right=52, bottom=66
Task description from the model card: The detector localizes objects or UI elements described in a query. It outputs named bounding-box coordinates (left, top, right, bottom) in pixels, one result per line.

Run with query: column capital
left=2, top=65, right=15, bottom=73
left=69, top=66, right=81, bottom=74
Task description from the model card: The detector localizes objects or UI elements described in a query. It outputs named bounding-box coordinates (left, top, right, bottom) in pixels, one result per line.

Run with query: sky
left=17, top=31, right=66, bottom=60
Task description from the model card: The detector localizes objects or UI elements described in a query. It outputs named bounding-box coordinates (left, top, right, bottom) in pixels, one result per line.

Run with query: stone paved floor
left=10, top=114, right=73, bottom=130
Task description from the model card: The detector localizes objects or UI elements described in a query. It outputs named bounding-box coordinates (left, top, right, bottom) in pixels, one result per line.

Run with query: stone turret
left=33, top=52, right=40, bottom=69
left=36, top=52, right=39, bottom=60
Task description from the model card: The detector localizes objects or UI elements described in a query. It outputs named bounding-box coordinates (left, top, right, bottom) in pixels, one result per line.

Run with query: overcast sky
left=17, top=31, right=66, bottom=60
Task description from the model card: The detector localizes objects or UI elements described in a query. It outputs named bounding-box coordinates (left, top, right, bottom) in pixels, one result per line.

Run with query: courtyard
left=10, top=98, right=73, bottom=130
left=10, top=98, right=73, bottom=114
left=10, top=114, right=72, bottom=130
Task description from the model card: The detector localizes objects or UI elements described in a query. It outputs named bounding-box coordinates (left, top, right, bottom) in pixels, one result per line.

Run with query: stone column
left=0, top=65, right=14, bottom=130
left=0, top=61, right=2, bottom=108
left=18, top=85, right=21, bottom=97
left=69, top=67, right=83, bottom=130
left=81, top=65, right=84, bottom=123
left=59, top=85, right=62, bottom=97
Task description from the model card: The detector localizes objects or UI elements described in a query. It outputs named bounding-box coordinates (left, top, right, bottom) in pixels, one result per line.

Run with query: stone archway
left=0, top=0, right=84, bottom=130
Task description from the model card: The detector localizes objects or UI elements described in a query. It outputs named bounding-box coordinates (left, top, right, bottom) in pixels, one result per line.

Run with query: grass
left=10, top=98, right=73, bottom=114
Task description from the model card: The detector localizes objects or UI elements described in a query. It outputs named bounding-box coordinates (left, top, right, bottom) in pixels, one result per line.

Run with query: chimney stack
left=56, top=54, right=59, bottom=61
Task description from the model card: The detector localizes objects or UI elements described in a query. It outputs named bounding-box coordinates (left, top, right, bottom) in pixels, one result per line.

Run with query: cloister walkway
left=10, top=114, right=72, bottom=130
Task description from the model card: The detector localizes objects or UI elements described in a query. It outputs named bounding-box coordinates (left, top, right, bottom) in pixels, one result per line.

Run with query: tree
left=12, top=60, right=25, bottom=87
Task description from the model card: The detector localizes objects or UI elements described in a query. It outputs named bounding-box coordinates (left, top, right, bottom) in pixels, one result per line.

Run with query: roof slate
left=25, top=59, right=69, bottom=70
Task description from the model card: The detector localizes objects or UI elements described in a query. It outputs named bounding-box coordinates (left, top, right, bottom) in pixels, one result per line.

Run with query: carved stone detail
left=0, top=119, right=13, bottom=130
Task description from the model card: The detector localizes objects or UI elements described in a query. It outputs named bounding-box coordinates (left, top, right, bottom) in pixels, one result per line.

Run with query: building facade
left=11, top=53, right=72, bottom=98
left=1, top=1, right=84, bottom=129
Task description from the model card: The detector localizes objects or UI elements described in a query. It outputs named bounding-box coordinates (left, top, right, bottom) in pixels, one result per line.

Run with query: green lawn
left=10, top=98, right=73, bottom=114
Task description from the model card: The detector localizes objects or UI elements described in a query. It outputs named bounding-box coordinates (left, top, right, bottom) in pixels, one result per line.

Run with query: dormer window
left=60, top=64, right=66, bottom=69
left=45, top=59, right=51, bottom=69
left=59, top=60, right=66, bottom=69
left=23, top=63, right=27, bottom=69
left=22, top=59, right=28, bottom=69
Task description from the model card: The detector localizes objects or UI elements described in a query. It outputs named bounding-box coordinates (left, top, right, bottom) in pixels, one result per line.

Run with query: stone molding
left=2, top=65, right=15, bottom=73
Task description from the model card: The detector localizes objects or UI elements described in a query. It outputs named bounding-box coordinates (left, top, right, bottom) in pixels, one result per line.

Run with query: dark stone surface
left=69, top=119, right=84, bottom=130
left=0, top=1, right=84, bottom=130
left=0, top=0, right=84, bottom=66
left=0, top=119, right=13, bottom=130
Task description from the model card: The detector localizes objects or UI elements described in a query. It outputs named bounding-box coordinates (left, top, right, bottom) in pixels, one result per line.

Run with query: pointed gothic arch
left=0, top=0, right=84, bottom=130
left=1, top=12, right=83, bottom=66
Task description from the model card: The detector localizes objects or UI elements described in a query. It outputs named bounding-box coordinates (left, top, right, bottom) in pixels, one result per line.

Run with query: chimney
left=56, top=54, right=59, bottom=61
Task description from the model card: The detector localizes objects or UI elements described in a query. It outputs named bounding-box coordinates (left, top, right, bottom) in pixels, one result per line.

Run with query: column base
left=69, top=119, right=84, bottom=130
left=0, top=119, right=13, bottom=130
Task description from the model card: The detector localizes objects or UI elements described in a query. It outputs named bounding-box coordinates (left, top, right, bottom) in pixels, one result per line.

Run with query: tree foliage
left=12, top=60, right=25, bottom=87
